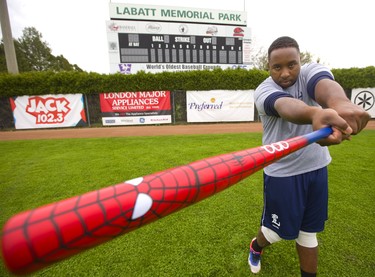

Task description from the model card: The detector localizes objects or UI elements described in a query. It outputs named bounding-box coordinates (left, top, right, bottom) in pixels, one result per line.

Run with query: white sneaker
left=248, top=238, right=262, bottom=274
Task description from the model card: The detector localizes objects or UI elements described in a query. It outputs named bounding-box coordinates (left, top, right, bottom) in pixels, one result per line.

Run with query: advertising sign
left=351, top=88, right=375, bottom=118
left=100, top=91, right=172, bottom=126
left=10, top=94, right=87, bottom=129
left=186, top=90, right=254, bottom=122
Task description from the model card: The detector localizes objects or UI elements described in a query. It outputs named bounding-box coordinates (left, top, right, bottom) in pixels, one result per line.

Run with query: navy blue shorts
left=261, top=167, right=328, bottom=239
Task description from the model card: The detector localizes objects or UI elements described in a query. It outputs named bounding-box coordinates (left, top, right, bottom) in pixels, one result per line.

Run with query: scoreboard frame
left=107, top=3, right=251, bottom=74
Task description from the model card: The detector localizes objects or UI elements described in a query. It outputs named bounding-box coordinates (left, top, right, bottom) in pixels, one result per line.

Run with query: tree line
left=0, top=27, right=82, bottom=73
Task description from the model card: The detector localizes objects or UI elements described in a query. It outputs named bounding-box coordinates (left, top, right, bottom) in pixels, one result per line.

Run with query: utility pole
left=0, top=0, right=19, bottom=74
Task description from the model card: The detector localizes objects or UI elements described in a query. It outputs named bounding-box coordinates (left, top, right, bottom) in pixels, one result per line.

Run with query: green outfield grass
left=0, top=130, right=374, bottom=276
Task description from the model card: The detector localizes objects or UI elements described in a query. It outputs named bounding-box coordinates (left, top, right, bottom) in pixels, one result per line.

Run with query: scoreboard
left=106, top=4, right=251, bottom=74
left=118, top=33, right=244, bottom=65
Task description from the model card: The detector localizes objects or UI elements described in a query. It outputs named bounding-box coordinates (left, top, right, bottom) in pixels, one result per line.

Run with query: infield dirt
left=1, top=121, right=374, bottom=141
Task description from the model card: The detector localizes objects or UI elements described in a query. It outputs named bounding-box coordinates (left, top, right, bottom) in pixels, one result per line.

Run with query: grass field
left=0, top=131, right=374, bottom=276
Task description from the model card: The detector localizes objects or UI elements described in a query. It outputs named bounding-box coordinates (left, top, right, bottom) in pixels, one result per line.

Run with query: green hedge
left=332, top=66, right=375, bottom=88
left=1, top=66, right=374, bottom=97
left=0, top=68, right=268, bottom=97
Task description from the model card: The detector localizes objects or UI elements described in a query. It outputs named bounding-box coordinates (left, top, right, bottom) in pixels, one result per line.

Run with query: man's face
left=268, top=47, right=301, bottom=89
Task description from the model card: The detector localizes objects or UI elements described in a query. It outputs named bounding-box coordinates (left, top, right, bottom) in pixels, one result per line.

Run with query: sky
left=2, top=0, right=374, bottom=74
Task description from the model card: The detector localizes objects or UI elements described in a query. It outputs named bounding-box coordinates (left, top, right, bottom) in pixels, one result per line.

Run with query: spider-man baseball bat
left=1, top=127, right=332, bottom=275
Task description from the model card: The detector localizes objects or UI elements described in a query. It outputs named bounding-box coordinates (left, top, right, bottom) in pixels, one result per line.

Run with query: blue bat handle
left=304, top=127, right=333, bottom=144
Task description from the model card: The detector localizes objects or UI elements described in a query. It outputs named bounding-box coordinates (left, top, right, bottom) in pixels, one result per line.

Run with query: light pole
left=0, top=0, right=19, bottom=74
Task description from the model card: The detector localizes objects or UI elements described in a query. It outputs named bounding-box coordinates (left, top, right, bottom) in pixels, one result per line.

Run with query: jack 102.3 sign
left=107, top=3, right=251, bottom=74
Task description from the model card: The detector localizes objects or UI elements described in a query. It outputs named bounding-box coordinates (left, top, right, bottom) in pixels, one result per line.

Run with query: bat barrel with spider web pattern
left=1, top=127, right=332, bottom=275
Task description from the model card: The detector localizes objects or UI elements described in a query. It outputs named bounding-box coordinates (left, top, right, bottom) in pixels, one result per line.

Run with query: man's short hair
left=268, top=36, right=300, bottom=58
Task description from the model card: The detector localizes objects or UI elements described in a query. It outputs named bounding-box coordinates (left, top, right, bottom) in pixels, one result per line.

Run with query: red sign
left=100, top=91, right=171, bottom=112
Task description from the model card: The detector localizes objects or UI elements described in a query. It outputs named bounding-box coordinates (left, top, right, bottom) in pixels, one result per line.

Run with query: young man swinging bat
left=248, top=36, right=370, bottom=276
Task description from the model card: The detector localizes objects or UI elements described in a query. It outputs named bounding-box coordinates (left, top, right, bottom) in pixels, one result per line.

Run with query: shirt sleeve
left=264, top=92, right=293, bottom=117
left=254, top=77, right=293, bottom=117
left=306, top=71, right=334, bottom=100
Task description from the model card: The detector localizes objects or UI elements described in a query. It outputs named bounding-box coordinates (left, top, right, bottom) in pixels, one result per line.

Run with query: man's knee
left=261, top=226, right=282, bottom=244
left=295, top=231, right=318, bottom=248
